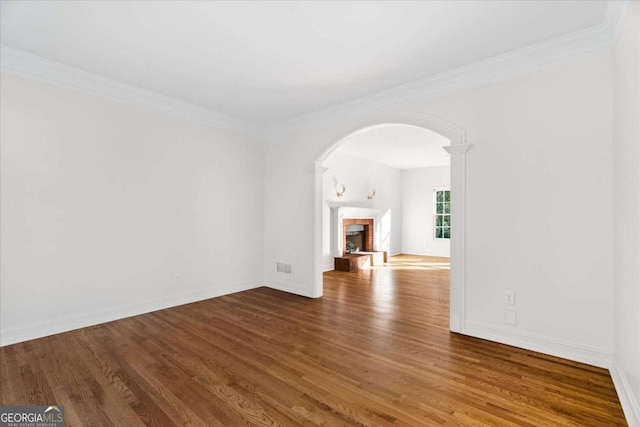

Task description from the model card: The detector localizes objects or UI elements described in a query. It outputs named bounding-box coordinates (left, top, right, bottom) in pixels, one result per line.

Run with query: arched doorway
left=311, top=112, right=470, bottom=333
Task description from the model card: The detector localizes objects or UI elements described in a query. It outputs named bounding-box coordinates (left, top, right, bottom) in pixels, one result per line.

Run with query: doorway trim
left=312, top=111, right=470, bottom=333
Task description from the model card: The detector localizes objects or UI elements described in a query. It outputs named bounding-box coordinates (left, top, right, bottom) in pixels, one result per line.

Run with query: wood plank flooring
left=0, top=255, right=627, bottom=426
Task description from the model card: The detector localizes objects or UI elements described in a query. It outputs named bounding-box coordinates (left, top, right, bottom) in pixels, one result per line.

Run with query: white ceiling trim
left=603, top=0, right=628, bottom=39
left=265, top=0, right=626, bottom=139
left=0, top=0, right=626, bottom=141
left=0, top=46, right=261, bottom=139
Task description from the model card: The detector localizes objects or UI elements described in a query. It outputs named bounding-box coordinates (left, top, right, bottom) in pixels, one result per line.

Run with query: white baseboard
left=610, top=356, right=640, bottom=427
left=464, top=320, right=613, bottom=369
left=396, top=251, right=450, bottom=258
left=265, top=279, right=316, bottom=298
left=449, top=315, right=461, bottom=333
left=322, top=263, right=334, bottom=272
left=0, top=279, right=261, bottom=347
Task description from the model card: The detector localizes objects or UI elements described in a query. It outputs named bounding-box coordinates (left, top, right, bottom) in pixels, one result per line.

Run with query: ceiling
left=331, top=124, right=450, bottom=169
left=0, top=1, right=609, bottom=127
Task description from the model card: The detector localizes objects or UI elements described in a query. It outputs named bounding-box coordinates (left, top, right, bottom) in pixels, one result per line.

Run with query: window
left=434, top=189, right=450, bottom=239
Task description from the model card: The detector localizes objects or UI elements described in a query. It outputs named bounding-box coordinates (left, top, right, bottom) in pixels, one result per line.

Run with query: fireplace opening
left=345, top=224, right=365, bottom=253
left=342, top=218, right=374, bottom=254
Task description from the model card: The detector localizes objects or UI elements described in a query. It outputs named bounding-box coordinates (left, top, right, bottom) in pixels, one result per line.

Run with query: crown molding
left=0, top=46, right=261, bottom=139
left=603, top=0, right=628, bottom=41
left=265, top=0, right=626, bottom=140
left=1, top=0, right=627, bottom=141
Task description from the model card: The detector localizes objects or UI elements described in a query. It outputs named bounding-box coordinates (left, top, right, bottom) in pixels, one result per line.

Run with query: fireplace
left=335, top=215, right=387, bottom=271
left=343, top=218, right=373, bottom=254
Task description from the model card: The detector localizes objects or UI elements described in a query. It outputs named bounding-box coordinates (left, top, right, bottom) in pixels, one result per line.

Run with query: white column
left=312, top=162, right=327, bottom=298
left=443, top=143, right=471, bottom=333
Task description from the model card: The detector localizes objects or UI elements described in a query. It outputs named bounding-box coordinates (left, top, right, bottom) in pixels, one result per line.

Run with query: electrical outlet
left=504, top=291, right=515, bottom=305
left=504, top=309, right=517, bottom=325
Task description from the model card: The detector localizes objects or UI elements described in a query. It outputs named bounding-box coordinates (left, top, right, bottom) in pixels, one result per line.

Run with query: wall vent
left=276, top=262, right=293, bottom=275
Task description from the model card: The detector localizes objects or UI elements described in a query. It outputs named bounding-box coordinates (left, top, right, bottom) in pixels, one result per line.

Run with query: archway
left=311, top=111, right=470, bottom=333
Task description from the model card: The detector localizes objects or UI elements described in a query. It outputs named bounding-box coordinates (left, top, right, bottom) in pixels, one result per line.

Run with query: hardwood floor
left=0, top=255, right=627, bottom=426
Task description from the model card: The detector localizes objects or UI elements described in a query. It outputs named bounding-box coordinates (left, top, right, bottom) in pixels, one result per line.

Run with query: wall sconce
left=336, top=184, right=346, bottom=197
left=368, top=188, right=376, bottom=200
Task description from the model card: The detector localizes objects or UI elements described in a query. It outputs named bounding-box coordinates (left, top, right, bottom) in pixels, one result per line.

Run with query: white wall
left=402, top=166, right=450, bottom=257
left=321, top=152, right=402, bottom=270
left=612, top=1, right=640, bottom=425
left=0, top=74, right=265, bottom=346
left=449, top=55, right=613, bottom=364
left=0, top=26, right=633, bottom=425
left=264, top=52, right=614, bottom=366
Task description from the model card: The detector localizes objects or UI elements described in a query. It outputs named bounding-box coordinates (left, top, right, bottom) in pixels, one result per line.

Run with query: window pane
left=434, top=191, right=452, bottom=239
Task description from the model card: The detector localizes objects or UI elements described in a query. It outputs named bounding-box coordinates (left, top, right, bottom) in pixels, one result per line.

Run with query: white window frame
left=433, top=187, right=451, bottom=240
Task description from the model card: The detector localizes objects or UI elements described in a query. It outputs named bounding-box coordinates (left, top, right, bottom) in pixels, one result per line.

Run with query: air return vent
left=276, top=262, right=292, bottom=275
